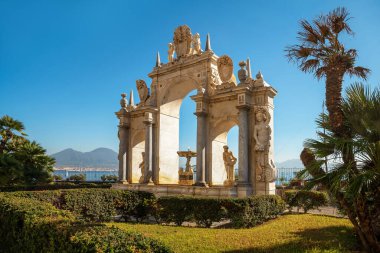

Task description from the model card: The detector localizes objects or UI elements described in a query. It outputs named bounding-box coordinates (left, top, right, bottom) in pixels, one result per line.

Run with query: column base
left=119, top=180, right=129, bottom=185
left=236, top=184, right=253, bottom=198
left=193, top=182, right=209, bottom=187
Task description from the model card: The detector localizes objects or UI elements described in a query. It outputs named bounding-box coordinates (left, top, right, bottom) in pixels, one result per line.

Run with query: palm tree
left=286, top=7, right=370, bottom=134
left=300, top=83, right=380, bottom=252
left=0, top=115, right=27, bottom=154
left=15, top=140, right=55, bottom=184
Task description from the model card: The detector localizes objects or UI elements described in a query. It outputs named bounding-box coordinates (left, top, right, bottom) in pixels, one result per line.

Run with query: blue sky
left=1, top=0, right=379, bottom=163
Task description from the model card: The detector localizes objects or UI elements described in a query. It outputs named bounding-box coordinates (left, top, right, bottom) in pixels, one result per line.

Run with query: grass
left=107, top=214, right=358, bottom=253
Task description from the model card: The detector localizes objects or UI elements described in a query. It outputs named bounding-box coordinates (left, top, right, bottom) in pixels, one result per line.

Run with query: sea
left=53, top=169, right=118, bottom=181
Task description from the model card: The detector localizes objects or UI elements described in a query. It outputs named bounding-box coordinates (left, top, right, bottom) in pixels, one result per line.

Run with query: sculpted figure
left=192, top=33, right=202, bottom=55
left=168, top=43, right=175, bottom=62
left=223, top=145, right=237, bottom=186
left=138, top=152, right=145, bottom=183
left=253, top=107, right=276, bottom=182
left=136, top=80, right=150, bottom=105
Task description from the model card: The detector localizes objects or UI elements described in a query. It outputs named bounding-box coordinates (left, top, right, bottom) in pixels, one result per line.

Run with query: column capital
left=194, top=111, right=208, bottom=117
left=236, top=104, right=250, bottom=111
left=118, top=123, right=130, bottom=129
left=143, top=112, right=154, bottom=124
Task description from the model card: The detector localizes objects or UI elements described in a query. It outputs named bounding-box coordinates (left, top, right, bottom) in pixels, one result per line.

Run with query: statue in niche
left=223, top=145, right=237, bottom=186
left=138, top=152, right=145, bottom=183
left=192, top=33, right=202, bottom=55
left=253, top=107, right=276, bottom=182
left=136, top=80, right=150, bottom=105
left=168, top=43, right=175, bottom=62
left=173, top=25, right=192, bottom=58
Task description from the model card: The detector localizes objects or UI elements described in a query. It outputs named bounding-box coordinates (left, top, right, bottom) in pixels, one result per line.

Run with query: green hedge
left=0, top=182, right=112, bottom=192
left=9, top=189, right=155, bottom=222
left=284, top=190, right=329, bottom=213
left=7, top=189, right=285, bottom=228
left=222, top=195, right=286, bottom=228
left=157, top=195, right=285, bottom=228
left=0, top=194, right=171, bottom=253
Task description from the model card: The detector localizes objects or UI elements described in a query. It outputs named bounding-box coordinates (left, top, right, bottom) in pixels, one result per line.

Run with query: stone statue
left=173, top=25, right=192, bottom=58
left=192, top=33, right=202, bottom=55
left=168, top=43, right=175, bottom=62
left=223, top=145, right=237, bottom=186
left=139, top=152, right=145, bottom=183
left=253, top=107, right=276, bottom=182
left=136, top=80, right=150, bottom=105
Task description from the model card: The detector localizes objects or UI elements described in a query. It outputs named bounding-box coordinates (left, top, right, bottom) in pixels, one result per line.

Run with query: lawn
left=108, top=214, right=358, bottom=253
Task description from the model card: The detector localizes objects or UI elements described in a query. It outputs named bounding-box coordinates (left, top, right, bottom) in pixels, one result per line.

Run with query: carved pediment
left=173, top=25, right=192, bottom=58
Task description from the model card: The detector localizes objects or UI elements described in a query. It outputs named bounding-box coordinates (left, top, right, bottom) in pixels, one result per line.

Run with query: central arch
left=156, top=76, right=200, bottom=184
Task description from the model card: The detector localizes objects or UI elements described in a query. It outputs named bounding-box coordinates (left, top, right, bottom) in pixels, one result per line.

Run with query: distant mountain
left=275, top=159, right=303, bottom=169
left=52, top=148, right=118, bottom=169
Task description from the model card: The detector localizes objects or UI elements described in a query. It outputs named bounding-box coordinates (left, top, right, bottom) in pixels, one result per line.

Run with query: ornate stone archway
left=115, top=25, right=277, bottom=197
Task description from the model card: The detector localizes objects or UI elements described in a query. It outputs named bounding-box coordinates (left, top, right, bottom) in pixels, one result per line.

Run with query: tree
left=0, top=115, right=54, bottom=185
left=286, top=7, right=370, bottom=134
left=300, top=83, right=380, bottom=252
left=53, top=174, right=63, bottom=181
left=68, top=174, right=86, bottom=182
left=0, top=115, right=27, bottom=154
left=15, top=141, right=54, bottom=184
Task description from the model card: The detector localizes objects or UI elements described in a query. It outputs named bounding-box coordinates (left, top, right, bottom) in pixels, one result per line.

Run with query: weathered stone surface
left=115, top=25, right=277, bottom=197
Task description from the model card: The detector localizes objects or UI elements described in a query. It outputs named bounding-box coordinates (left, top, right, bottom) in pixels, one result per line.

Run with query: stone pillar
left=118, top=125, right=129, bottom=183
left=152, top=124, right=158, bottom=184
left=194, top=111, right=208, bottom=186
left=115, top=93, right=130, bottom=184
left=144, top=112, right=153, bottom=184
left=237, top=106, right=250, bottom=185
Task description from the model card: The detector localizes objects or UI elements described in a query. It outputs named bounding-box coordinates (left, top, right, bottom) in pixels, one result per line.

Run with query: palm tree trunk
left=325, top=70, right=344, bottom=133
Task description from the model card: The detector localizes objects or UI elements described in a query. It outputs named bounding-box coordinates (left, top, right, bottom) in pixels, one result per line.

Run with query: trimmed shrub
left=0, top=182, right=111, bottom=192
left=157, top=195, right=284, bottom=228
left=8, top=189, right=156, bottom=222
left=189, top=198, right=226, bottom=227
left=70, top=225, right=170, bottom=253
left=0, top=194, right=75, bottom=252
left=0, top=194, right=171, bottom=253
left=284, top=190, right=329, bottom=213
left=222, top=195, right=286, bottom=228
left=7, top=188, right=285, bottom=228
left=157, top=196, right=194, bottom=225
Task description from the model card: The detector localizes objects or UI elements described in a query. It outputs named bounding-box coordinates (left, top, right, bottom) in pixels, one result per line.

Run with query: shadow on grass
left=224, top=225, right=359, bottom=253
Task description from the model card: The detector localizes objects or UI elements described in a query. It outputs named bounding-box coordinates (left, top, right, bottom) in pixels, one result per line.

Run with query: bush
left=101, top=174, right=118, bottom=182
left=0, top=182, right=112, bottom=192
left=8, top=188, right=156, bottom=222
left=157, top=195, right=284, bottom=228
left=284, top=190, right=329, bottom=213
left=67, top=174, right=86, bottom=182
left=157, top=196, right=194, bottom=226
left=222, top=195, right=286, bottom=228
left=7, top=188, right=285, bottom=228
left=0, top=193, right=171, bottom=253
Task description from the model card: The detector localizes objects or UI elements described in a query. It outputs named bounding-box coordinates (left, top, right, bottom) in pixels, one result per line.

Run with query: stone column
left=194, top=111, right=208, bottom=186
left=237, top=106, right=249, bottom=185
left=118, top=125, right=129, bottom=183
left=144, top=112, right=153, bottom=184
